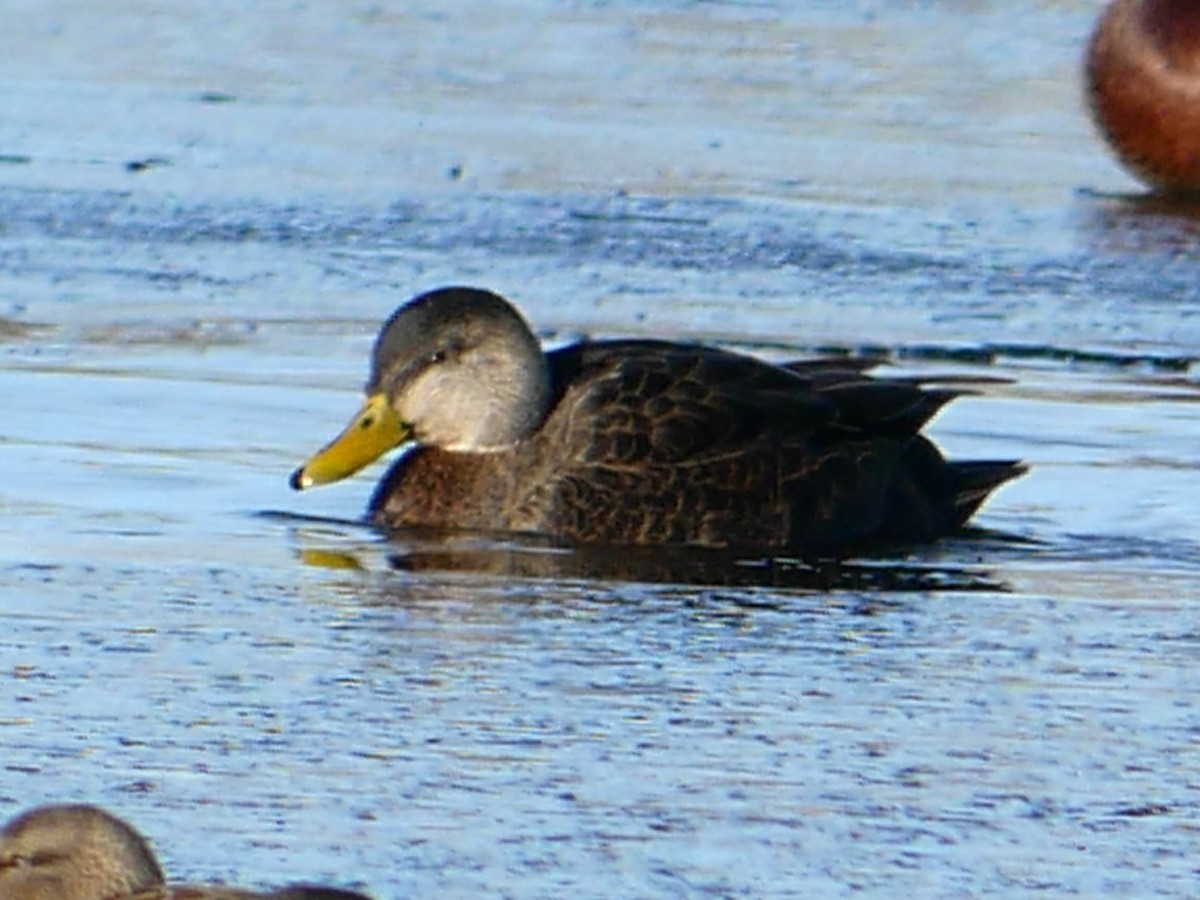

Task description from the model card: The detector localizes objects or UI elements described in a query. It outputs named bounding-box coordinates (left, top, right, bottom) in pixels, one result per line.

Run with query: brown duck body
left=368, top=338, right=1024, bottom=554
left=1086, top=0, right=1200, bottom=192
left=0, top=805, right=372, bottom=900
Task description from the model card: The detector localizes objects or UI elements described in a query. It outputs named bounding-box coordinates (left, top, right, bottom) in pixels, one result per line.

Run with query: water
left=3, top=0, right=1200, bottom=897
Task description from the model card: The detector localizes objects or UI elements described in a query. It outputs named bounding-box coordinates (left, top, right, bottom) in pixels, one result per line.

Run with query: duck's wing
left=545, top=340, right=965, bottom=466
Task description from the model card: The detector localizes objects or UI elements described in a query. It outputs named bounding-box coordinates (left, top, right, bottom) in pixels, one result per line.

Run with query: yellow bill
left=290, top=392, right=408, bottom=490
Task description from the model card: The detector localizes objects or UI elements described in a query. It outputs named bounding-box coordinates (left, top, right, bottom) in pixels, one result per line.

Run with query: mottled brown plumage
left=1087, top=0, right=1200, bottom=192
left=291, top=287, right=1025, bottom=556
left=0, top=805, right=373, bottom=900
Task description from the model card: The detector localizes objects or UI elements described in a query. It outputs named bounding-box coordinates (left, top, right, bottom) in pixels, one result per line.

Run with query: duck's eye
left=430, top=350, right=447, bottom=364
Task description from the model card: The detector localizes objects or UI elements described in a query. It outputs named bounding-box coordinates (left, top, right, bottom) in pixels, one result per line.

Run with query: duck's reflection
left=289, top=518, right=1022, bottom=594
left=1078, top=188, right=1200, bottom=257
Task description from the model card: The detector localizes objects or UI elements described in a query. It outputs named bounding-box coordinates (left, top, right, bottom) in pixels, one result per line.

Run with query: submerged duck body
left=1086, top=0, right=1200, bottom=192
left=291, top=287, right=1025, bottom=555
left=0, top=804, right=373, bottom=900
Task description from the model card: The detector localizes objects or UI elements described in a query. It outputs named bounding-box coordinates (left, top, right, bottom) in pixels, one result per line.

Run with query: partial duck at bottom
left=0, top=804, right=373, bottom=900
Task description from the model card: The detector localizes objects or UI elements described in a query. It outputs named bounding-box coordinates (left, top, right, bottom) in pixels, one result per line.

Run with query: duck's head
left=291, top=287, right=553, bottom=491
left=0, top=805, right=164, bottom=900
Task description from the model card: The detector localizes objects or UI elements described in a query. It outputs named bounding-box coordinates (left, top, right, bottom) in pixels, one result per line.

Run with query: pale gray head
left=0, top=804, right=164, bottom=900
left=370, top=286, right=553, bottom=451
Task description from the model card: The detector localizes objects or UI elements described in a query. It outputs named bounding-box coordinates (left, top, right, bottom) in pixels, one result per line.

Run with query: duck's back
left=370, top=340, right=1024, bottom=553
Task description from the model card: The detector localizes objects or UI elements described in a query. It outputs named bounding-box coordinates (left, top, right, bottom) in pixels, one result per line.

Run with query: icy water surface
left=4, top=1, right=1200, bottom=897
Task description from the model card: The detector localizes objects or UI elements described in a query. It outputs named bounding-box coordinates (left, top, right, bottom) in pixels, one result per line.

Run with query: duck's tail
left=949, top=460, right=1028, bottom=526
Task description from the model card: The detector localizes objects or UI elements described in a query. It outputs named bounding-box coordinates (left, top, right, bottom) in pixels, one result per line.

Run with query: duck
left=290, top=286, right=1025, bottom=556
left=1086, top=0, right=1200, bottom=192
left=0, top=804, right=374, bottom=900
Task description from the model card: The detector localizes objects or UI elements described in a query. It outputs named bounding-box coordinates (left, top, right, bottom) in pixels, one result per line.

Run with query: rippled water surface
left=3, top=1, right=1200, bottom=897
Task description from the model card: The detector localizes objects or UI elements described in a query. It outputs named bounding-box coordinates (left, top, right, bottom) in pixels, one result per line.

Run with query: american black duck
left=0, top=804, right=373, bottom=900
left=290, top=286, right=1025, bottom=555
left=1087, top=0, right=1200, bottom=192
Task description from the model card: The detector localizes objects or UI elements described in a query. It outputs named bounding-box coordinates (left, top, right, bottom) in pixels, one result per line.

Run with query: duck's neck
left=401, top=347, right=554, bottom=453
left=462, top=349, right=554, bottom=451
